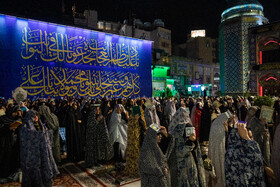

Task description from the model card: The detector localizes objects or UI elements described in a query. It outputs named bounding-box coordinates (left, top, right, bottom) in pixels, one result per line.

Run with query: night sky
left=1, top=0, right=280, bottom=44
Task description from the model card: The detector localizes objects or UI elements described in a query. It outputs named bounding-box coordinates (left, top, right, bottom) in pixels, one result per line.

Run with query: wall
left=0, top=14, right=153, bottom=98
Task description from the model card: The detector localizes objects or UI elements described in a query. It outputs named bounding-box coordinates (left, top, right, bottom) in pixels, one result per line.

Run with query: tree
left=254, top=96, right=274, bottom=108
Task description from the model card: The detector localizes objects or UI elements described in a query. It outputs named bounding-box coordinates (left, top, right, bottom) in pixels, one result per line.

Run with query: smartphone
left=150, top=123, right=161, bottom=133
left=238, top=121, right=246, bottom=124
left=185, top=127, right=195, bottom=137
left=234, top=121, right=247, bottom=128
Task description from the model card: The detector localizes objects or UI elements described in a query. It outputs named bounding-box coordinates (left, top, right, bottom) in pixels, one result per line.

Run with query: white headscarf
left=169, top=107, right=192, bottom=133
left=164, top=100, right=176, bottom=122
left=108, top=104, right=127, bottom=158
left=144, top=105, right=160, bottom=127
left=208, top=112, right=231, bottom=187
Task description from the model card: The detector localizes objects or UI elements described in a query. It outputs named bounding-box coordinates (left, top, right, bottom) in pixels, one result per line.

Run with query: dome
left=144, top=22, right=152, bottom=28
left=153, top=19, right=164, bottom=27
left=222, top=0, right=264, bottom=22
left=135, top=19, right=143, bottom=26
left=226, top=0, right=261, bottom=7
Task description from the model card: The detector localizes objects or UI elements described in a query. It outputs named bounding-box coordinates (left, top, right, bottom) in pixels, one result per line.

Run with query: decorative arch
left=259, top=72, right=280, bottom=86
left=258, top=36, right=280, bottom=49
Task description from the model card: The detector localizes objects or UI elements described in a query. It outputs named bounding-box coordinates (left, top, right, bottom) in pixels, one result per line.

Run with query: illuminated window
left=105, top=22, right=111, bottom=30
left=98, top=21, right=104, bottom=29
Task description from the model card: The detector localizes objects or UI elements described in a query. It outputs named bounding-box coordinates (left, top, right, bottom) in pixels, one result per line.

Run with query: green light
left=166, top=79, right=174, bottom=85
left=152, top=66, right=170, bottom=77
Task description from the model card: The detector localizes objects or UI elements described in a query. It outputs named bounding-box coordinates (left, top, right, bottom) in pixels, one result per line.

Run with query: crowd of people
left=0, top=95, right=279, bottom=187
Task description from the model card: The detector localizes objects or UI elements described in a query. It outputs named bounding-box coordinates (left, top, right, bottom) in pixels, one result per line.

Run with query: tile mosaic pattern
left=221, top=17, right=264, bottom=94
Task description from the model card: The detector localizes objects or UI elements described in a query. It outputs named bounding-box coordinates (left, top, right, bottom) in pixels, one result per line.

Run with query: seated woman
left=20, top=110, right=59, bottom=187
left=139, top=125, right=174, bottom=187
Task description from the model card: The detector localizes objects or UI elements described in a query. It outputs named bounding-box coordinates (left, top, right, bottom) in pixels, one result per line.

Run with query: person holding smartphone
left=225, top=122, right=267, bottom=186
left=168, top=107, right=206, bottom=187
left=208, top=110, right=235, bottom=187
left=139, top=124, right=174, bottom=187
left=248, top=108, right=271, bottom=165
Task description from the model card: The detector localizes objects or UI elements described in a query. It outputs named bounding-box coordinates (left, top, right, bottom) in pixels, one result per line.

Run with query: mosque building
left=249, top=21, right=280, bottom=96
left=219, top=0, right=269, bottom=95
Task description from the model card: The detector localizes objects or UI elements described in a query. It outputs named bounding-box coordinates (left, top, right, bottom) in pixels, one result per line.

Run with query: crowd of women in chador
left=0, top=95, right=279, bottom=187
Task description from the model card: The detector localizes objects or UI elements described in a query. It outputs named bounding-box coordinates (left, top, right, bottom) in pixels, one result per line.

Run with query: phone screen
left=238, top=121, right=246, bottom=124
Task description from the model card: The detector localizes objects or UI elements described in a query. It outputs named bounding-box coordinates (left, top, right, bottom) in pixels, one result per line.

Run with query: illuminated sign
left=201, top=86, right=205, bottom=91
left=191, top=30, right=206, bottom=38
left=0, top=14, right=152, bottom=98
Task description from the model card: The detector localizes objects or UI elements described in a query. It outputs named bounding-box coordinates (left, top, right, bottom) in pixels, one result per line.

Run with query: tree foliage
left=254, top=96, right=274, bottom=108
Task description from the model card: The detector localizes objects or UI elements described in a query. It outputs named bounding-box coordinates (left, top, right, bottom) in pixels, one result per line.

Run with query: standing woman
left=85, top=103, right=113, bottom=167
left=168, top=107, right=206, bottom=187
left=39, top=104, right=61, bottom=164
left=225, top=123, right=266, bottom=186
left=137, top=99, right=147, bottom=147
left=144, top=99, right=160, bottom=127
left=248, top=108, right=271, bottom=165
left=164, top=99, right=176, bottom=125
left=211, top=101, right=221, bottom=122
left=194, top=102, right=203, bottom=141
left=102, top=100, right=113, bottom=130
left=139, top=125, right=174, bottom=187
left=20, top=110, right=59, bottom=187
left=239, top=101, right=248, bottom=121
left=208, top=111, right=235, bottom=187
left=109, top=104, right=128, bottom=163
left=65, top=102, right=84, bottom=162
left=200, top=100, right=212, bottom=142
left=124, top=100, right=142, bottom=177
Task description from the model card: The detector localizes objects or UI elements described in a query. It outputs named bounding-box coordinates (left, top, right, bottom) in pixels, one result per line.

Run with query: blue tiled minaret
left=219, top=0, right=268, bottom=95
